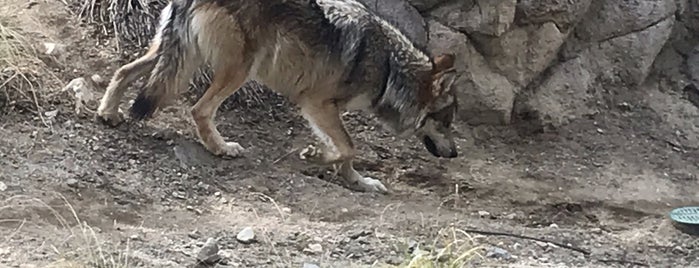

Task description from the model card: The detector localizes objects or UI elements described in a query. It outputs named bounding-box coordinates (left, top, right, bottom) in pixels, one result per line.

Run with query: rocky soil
left=1, top=0, right=698, bottom=267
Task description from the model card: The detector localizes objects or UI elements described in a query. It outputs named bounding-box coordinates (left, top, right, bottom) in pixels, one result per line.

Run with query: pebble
left=196, top=238, right=220, bottom=265
left=0, top=181, right=7, bottom=191
left=303, top=263, right=320, bottom=268
left=236, top=227, right=256, bottom=244
left=486, top=246, right=511, bottom=260
left=477, top=210, right=491, bottom=217
left=304, top=243, right=323, bottom=254
left=66, top=178, right=79, bottom=188
left=535, top=241, right=549, bottom=248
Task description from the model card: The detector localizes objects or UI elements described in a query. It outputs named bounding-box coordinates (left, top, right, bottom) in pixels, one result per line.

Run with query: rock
left=428, top=19, right=516, bottom=124
left=475, top=22, right=567, bottom=87
left=686, top=45, right=699, bottom=86
left=236, top=227, right=256, bottom=244
left=196, top=238, right=221, bottom=265
left=431, top=0, right=516, bottom=36
left=405, top=0, right=449, bottom=11
left=302, top=263, right=320, bottom=268
left=304, top=243, right=323, bottom=254
left=486, top=246, right=511, bottom=260
left=66, top=178, right=79, bottom=188
left=0, top=181, right=7, bottom=192
left=585, top=17, right=675, bottom=85
left=43, top=42, right=66, bottom=56
left=515, top=0, right=592, bottom=30
left=574, top=0, right=676, bottom=42
left=515, top=56, right=596, bottom=128
left=477, top=210, right=491, bottom=217
left=356, top=0, right=427, bottom=47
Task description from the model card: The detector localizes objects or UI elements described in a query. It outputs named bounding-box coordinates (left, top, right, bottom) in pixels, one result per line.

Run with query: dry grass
left=0, top=18, right=61, bottom=122
left=381, top=226, right=485, bottom=268
left=0, top=192, right=133, bottom=268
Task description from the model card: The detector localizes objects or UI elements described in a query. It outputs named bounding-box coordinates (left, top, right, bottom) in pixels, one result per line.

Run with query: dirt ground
left=2, top=1, right=699, bottom=267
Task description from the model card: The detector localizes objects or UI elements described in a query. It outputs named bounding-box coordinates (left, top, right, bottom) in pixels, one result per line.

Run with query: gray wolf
left=96, top=0, right=459, bottom=194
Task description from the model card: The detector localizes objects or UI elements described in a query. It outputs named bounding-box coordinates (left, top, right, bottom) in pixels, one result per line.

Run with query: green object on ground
left=669, top=206, right=699, bottom=236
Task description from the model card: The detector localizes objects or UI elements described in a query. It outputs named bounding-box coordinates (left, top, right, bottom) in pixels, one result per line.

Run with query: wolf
left=96, top=0, right=459, bottom=194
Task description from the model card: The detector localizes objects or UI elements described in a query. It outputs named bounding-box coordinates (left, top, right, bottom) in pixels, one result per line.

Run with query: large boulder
left=515, top=0, right=593, bottom=30
left=474, top=22, right=567, bottom=87
left=430, top=0, right=517, bottom=37
left=357, top=0, right=428, bottom=47
left=428, top=20, right=516, bottom=125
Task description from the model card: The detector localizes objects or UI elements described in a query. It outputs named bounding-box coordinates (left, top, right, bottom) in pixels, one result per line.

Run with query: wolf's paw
left=216, top=142, right=245, bottom=158
left=96, top=111, right=124, bottom=127
left=354, top=177, right=388, bottom=194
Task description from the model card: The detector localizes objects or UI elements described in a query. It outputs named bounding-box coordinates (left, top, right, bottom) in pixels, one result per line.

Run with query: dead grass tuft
left=0, top=192, right=132, bottom=268
left=0, top=18, right=61, bottom=121
left=382, top=226, right=484, bottom=268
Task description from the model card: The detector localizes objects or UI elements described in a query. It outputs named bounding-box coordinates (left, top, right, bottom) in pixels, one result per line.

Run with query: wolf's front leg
left=338, top=160, right=388, bottom=194
left=298, top=101, right=388, bottom=193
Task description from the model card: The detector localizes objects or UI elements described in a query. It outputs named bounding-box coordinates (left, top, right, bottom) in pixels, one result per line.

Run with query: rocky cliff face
left=363, top=0, right=699, bottom=129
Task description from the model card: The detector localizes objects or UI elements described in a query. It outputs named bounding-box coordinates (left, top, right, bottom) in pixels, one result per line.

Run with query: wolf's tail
left=130, top=0, right=199, bottom=120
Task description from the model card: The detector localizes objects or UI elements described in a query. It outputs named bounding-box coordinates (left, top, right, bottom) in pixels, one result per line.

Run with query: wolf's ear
left=432, top=53, right=455, bottom=74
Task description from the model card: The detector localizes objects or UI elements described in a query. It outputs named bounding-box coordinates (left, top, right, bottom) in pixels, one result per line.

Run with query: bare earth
left=1, top=1, right=698, bottom=267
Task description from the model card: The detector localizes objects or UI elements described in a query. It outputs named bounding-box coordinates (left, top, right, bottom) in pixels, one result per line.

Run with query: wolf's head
left=414, top=53, right=458, bottom=158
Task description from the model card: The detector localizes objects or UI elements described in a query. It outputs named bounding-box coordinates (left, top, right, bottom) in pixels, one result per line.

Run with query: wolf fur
left=96, top=0, right=459, bottom=193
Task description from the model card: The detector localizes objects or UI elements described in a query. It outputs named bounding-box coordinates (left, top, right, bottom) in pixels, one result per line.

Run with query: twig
left=462, top=228, right=651, bottom=267
left=596, top=258, right=650, bottom=267
left=461, top=228, right=591, bottom=255
left=271, top=148, right=299, bottom=165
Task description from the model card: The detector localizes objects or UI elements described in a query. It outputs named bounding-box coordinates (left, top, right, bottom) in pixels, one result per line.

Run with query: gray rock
left=515, top=0, right=592, bottom=30
left=574, top=0, right=676, bottom=42
left=304, top=243, right=323, bottom=254
left=588, top=17, right=675, bottom=85
left=431, top=0, right=516, bottom=36
left=66, top=178, right=79, bottom=188
left=475, top=22, right=567, bottom=87
left=427, top=19, right=516, bottom=125
left=0, top=181, right=7, bottom=192
left=486, top=246, right=511, bottom=260
left=356, top=0, right=427, bottom=47
left=516, top=56, right=596, bottom=128
left=405, top=0, right=449, bottom=11
left=236, top=227, right=256, bottom=244
left=196, top=238, right=221, bottom=265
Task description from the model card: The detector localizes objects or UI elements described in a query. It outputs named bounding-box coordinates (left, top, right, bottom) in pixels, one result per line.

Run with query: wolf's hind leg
left=97, top=41, right=160, bottom=126
left=190, top=68, right=248, bottom=158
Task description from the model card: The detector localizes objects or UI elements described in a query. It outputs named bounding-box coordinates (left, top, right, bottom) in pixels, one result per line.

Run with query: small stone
left=236, top=227, right=256, bottom=244
left=304, top=243, right=323, bottom=254
left=549, top=223, right=559, bottom=228
left=282, top=207, right=291, bottom=213
left=535, top=241, right=549, bottom=248
left=66, top=179, right=79, bottom=188
left=504, top=213, right=517, bottom=220
left=303, top=263, right=320, bottom=268
left=188, top=230, right=201, bottom=239
left=486, top=246, right=511, bottom=259
left=196, top=238, right=220, bottom=265
left=596, top=128, right=604, bottom=134
left=43, top=42, right=66, bottom=56
left=0, top=181, right=7, bottom=191
left=478, top=210, right=491, bottom=217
